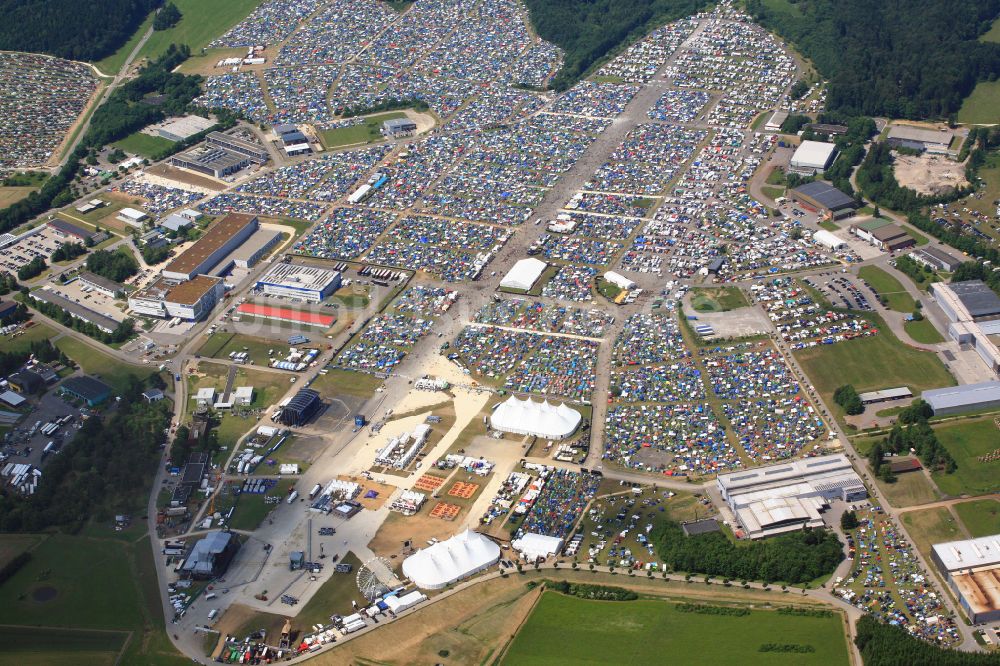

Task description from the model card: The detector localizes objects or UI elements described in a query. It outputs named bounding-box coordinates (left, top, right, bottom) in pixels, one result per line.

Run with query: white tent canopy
left=812, top=229, right=846, bottom=250
left=402, top=529, right=500, bottom=590
left=500, top=258, right=547, bottom=291
left=512, top=533, right=564, bottom=561
left=490, top=395, right=582, bottom=440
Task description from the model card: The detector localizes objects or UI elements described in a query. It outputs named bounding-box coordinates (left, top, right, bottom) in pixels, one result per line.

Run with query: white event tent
left=490, top=395, right=582, bottom=440
left=402, top=529, right=500, bottom=590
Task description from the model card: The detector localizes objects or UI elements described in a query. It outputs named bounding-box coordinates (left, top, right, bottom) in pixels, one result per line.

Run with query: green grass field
left=794, top=315, right=954, bottom=418
left=0, top=626, right=127, bottom=666
left=903, top=318, right=945, bottom=344
left=0, top=324, right=56, bottom=355
left=873, top=471, right=941, bottom=509
left=197, top=331, right=285, bottom=367
left=310, top=368, right=383, bottom=399
left=54, top=336, right=158, bottom=394
left=93, top=13, right=154, bottom=75
left=502, top=592, right=849, bottom=666
left=953, top=499, right=1000, bottom=537
left=223, top=479, right=295, bottom=531
left=114, top=132, right=174, bottom=158
left=136, top=0, right=266, bottom=64
left=959, top=80, right=1000, bottom=124
left=858, top=266, right=915, bottom=313
left=901, top=508, right=964, bottom=563
left=0, top=186, right=37, bottom=208
left=932, top=417, right=1000, bottom=496
left=690, top=287, right=749, bottom=312
left=0, top=534, right=42, bottom=569
left=319, top=112, right=407, bottom=148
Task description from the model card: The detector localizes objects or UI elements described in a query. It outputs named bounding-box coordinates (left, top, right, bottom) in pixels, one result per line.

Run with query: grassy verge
left=952, top=498, right=1000, bottom=537
left=931, top=417, right=1000, bottom=496
left=319, top=112, right=406, bottom=149
left=114, top=132, right=174, bottom=158
left=858, top=266, right=914, bottom=313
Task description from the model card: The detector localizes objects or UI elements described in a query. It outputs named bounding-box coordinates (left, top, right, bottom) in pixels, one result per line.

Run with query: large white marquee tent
left=402, top=529, right=500, bottom=590
left=489, top=395, right=582, bottom=440
left=500, top=258, right=547, bottom=291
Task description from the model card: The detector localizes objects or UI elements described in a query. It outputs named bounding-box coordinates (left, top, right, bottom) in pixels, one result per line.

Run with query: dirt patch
left=338, top=475, right=394, bottom=511
left=894, top=153, right=969, bottom=196
left=145, top=163, right=227, bottom=191
left=31, top=585, right=58, bottom=602
left=368, top=506, right=468, bottom=561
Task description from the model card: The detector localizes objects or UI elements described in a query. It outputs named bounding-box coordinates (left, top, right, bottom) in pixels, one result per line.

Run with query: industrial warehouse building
left=382, top=118, right=417, bottom=137
left=256, top=263, right=342, bottom=302
left=910, top=247, right=963, bottom=273
left=163, top=213, right=259, bottom=280
left=278, top=388, right=322, bottom=426
left=931, top=534, right=1000, bottom=624
left=789, top=181, right=857, bottom=220
left=717, top=454, right=867, bottom=539
left=180, top=531, right=241, bottom=580
left=489, top=395, right=582, bottom=440
left=788, top=141, right=838, bottom=175
left=923, top=381, right=1000, bottom=416
left=402, top=529, right=500, bottom=589
left=886, top=125, right=957, bottom=156
left=850, top=219, right=915, bottom=251
left=78, top=271, right=124, bottom=298
left=206, top=131, right=268, bottom=162
left=153, top=115, right=216, bottom=142
left=31, top=288, right=120, bottom=334
left=128, top=275, right=225, bottom=321
left=170, top=132, right=268, bottom=178
left=932, top=281, right=1000, bottom=375
left=858, top=387, right=912, bottom=405
left=60, top=375, right=112, bottom=406
left=48, top=218, right=106, bottom=245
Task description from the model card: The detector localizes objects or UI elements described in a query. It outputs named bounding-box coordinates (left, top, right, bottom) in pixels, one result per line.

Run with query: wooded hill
left=746, top=0, right=1000, bottom=119
left=0, top=0, right=159, bottom=61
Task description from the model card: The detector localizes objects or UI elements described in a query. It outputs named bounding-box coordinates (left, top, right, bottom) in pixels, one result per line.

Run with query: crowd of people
left=513, top=468, right=600, bottom=540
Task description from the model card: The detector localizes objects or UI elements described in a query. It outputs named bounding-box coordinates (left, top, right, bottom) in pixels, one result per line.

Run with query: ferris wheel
left=356, top=556, right=396, bottom=601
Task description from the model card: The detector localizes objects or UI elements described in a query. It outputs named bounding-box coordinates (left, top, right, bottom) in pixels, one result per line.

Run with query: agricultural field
left=113, top=131, right=174, bottom=158
left=932, top=417, right=1000, bottom=496
left=0, top=186, right=37, bottom=207
left=319, top=112, right=407, bottom=148
left=501, top=592, right=849, bottom=665
left=690, top=286, right=749, bottom=312
left=952, top=499, right=1000, bottom=537
left=958, top=80, right=1000, bottom=125
left=0, top=534, right=42, bottom=569
left=795, top=316, right=954, bottom=419
left=0, top=534, right=187, bottom=665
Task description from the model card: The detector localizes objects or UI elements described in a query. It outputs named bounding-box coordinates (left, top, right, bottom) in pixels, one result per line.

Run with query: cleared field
left=502, top=592, right=848, bottom=665
left=873, top=471, right=941, bottom=509
left=953, top=499, right=1000, bottom=538
left=197, top=331, right=282, bottom=366
left=319, top=112, right=406, bottom=148
left=690, top=286, right=749, bottom=312
left=858, top=266, right=914, bottom=313
left=114, top=132, right=174, bottom=158
left=136, top=0, right=266, bottom=64
left=901, top=507, right=964, bottom=563
left=0, top=186, right=37, bottom=207
left=932, top=417, right=1000, bottom=496
left=795, top=315, right=954, bottom=419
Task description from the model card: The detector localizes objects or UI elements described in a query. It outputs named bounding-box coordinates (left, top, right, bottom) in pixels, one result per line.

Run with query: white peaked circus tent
left=489, top=395, right=582, bottom=440
left=500, top=258, right=547, bottom=291
left=402, top=529, right=501, bottom=590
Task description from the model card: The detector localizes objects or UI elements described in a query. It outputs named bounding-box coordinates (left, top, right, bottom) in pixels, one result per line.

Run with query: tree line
left=0, top=381, right=170, bottom=532
left=652, top=520, right=843, bottom=584
left=747, top=0, right=1000, bottom=119
left=522, top=0, right=705, bottom=91
left=855, top=615, right=1000, bottom=666
left=0, top=0, right=160, bottom=61
left=86, top=248, right=139, bottom=283
left=24, top=293, right=135, bottom=345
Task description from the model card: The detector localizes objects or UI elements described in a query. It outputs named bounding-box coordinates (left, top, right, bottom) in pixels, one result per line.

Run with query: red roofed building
left=237, top=302, right=334, bottom=327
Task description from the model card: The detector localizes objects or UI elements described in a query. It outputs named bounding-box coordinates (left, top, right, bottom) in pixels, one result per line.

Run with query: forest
left=855, top=616, right=1000, bottom=666
left=86, top=248, right=140, bottom=283
left=0, top=0, right=159, bottom=61
left=523, top=0, right=705, bottom=90
left=746, top=0, right=1000, bottom=119
left=652, top=520, right=843, bottom=584
left=0, top=386, right=170, bottom=532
